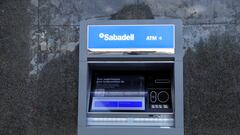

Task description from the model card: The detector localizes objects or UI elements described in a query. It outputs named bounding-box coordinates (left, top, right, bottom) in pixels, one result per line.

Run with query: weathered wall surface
left=0, top=0, right=240, bottom=135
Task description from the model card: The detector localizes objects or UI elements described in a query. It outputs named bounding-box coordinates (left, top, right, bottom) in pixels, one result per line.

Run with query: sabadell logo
left=98, top=33, right=135, bottom=41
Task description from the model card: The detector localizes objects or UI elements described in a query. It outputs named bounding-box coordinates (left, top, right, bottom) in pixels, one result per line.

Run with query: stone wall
left=0, top=0, right=240, bottom=135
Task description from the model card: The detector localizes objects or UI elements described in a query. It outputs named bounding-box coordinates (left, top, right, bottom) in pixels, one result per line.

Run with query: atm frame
left=78, top=19, right=184, bottom=135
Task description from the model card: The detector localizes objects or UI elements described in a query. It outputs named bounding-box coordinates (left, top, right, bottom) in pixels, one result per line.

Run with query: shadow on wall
left=33, top=46, right=79, bottom=135
left=0, top=1, right=31, bottom=135
left=111, top=3, right=154, bottom=19
left=184, top=35, right=240, bottom=135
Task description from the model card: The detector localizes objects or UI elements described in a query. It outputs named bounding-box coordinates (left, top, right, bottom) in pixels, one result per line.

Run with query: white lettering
left=99, top=33, right=134, bottom=41
left=146, top=36, right=157, bottom=40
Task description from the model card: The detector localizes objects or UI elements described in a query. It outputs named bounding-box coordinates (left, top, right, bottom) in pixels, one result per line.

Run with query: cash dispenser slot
left=87, top=62, right=175, bottom=127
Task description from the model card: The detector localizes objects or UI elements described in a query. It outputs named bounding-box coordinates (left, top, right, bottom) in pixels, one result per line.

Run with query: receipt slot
left=78, top=19, right=184, bottom=135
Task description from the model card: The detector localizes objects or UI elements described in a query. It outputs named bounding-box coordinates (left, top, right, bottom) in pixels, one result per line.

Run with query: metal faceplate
left=78, top=19, right=184, bottom=135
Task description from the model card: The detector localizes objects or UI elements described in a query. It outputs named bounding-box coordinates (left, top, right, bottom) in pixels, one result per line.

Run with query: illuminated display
left=91, top=97, right=145, bottom=111
left=88, top=25, right=175, bottom=53
left=95, top=101, right=143, bottom=107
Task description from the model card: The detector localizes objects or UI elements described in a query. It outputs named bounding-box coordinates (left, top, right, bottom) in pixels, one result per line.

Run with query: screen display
left=93, top=74, right=145, bottom=97
left=91, top=97, right=145, bottom=111
left=89, top=71, right=173, bottom=112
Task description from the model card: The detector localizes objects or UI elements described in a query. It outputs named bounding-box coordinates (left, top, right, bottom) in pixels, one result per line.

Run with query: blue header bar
left=88, top=25, right=175, bottom=53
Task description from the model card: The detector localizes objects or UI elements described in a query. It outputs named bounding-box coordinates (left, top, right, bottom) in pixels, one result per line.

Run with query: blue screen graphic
left=95, top=101, right=143, bottom=108
left=88, top=25, right=175, bottom=50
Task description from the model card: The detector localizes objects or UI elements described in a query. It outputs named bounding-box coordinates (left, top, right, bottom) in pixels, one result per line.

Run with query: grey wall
left=0, top=0, right=240, bottom=135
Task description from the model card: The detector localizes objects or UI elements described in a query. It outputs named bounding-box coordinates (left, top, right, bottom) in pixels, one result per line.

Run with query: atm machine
left=78, top=19, right=184, bottom=135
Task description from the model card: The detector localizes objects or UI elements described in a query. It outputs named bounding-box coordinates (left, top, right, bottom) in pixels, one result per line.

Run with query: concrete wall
left=0, top=0, right=240, bottom=135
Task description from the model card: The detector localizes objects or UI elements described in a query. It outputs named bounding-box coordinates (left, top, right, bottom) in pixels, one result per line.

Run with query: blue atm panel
left=88, top=25, right=175, bottom=53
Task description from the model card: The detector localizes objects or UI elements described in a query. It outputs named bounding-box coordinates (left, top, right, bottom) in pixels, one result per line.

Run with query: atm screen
left=89, top=71, right=173, bottom=113
left=91, top=97, right=145, bottom=111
